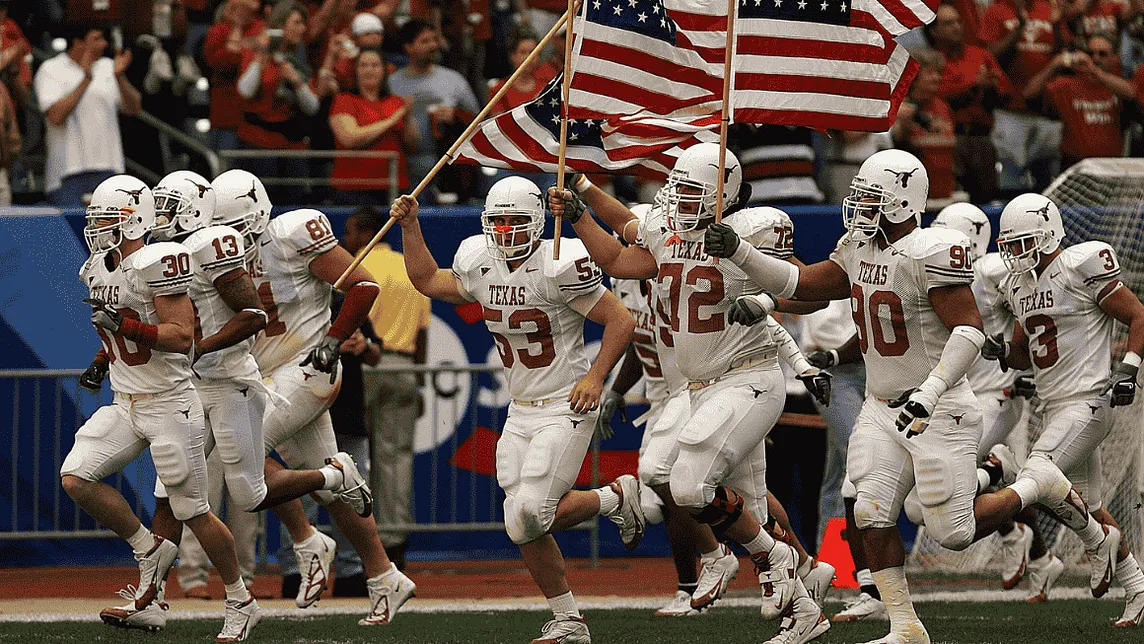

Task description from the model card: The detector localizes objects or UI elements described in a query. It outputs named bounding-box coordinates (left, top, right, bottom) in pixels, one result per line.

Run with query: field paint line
left=0, top=586, right=1127, bottom=623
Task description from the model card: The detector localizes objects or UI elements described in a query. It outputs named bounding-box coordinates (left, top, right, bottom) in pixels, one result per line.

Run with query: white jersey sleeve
left=733, top=206, right=795, bottom=260
left=920, top=228, right=975, bottom=290
left=184, top=226, right=259, bottom=381
left=134, top=242, right=194, bottom=297
left=1067, top=240, right=1122, bottom=303
left=450, top=235, right=486, bottom=303
left=613, top=278, right=667, bottom=399
left=276, top=208, right=338, bottom=261
left=966, top=252, right=1016, bottom=394
left=547, top=238, right=606, bottom=315
left=187, top=225, right=246, bottom=283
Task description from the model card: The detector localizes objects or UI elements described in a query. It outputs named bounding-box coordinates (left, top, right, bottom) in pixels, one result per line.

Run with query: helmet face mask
left=481, top=176, right=545, bottom=261
left=84, top=210, right=127, bottom=253
left=841, top=178, right=895, bottom=241
left=151, top=171, right=215, bottom=242
left=658, top=142, right=742, bottom=233
left=997, top=231, right=1047, bottom=275
left=84, top=175, right=156, bottom=255
left=842, top=150, right=928, bottom=242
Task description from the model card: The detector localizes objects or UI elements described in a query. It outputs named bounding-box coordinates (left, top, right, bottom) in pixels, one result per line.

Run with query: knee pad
left=168, top=493, right=209, bottom=522
left=903, top=488, right=925, bottom=526
left=151, top=440, right=190, bottom=488
left=853, top=494, right=895, bottom=530
left=692, top=486, right=745, bottom=534
left=914, top=457, right=954, bottom=508
left=935, top=523, right=975, bottom=552
left=668, top=465, right=712, bottom=511
left=505, top=495, right=554, bottom=545
left=225, top=472, right=267, bottom=512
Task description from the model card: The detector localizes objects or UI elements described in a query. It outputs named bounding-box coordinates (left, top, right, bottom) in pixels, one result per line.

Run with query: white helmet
left=996, top=193, right=1065, bottom=275
left=152, top=170, right=216, bottom=241
left=656, top=142, right=742, bottom=232
left=84, top=175, right=156, bottom=254
left=212, top=169, right=271, bottom=260
left=932, top=202, right=991, bottom=259
left=842, top=149, right=929, bottom=241
left=481, top=176, right=545, bottom=260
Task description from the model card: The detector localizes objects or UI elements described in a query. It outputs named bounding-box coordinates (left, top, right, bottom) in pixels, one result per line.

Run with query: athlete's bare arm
left=1099, top=282, right=1144, bottom=357
left=196, top=268, right=267, bottom=357
left=548, top=187, right=658, bottom=279
left=570, top=290, right=636, bottom=413
left=929, top=284, right=985, bottom=331
left=391, top=195, right=471, bottom=305
left=152, top=293, right=196, bottom=353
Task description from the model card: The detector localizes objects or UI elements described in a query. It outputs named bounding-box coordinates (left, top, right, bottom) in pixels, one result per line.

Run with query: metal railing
left=217, top=149, right=400, bottom=191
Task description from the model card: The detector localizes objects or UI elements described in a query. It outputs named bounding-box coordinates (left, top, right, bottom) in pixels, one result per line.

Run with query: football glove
left=547, top=185, right=587, bottom=224
left=981, top=333, right=1009, bottom=372
left=796, top=368, right=832, bottom=407
left=595, top=389, right=627, bottom=440
left=1101, top=361, right=1139, bottom=408
left=702, top=223, right=741, bottom=259
left=84, top=297, right=123, bottom=333
left=79, top=356, right=109, bottom=393
left=888, top=387, right=936, bottom=438
left=728, top=294, right=777, bottom=326
left=807, top=349, right=837, bottom=370
left=1009, top=374, right=1036, bottom=400
left=300, top=336, right=343, bottom=384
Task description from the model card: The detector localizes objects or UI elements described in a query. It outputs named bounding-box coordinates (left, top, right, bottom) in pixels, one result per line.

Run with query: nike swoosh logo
left=260, top=239, right=272, bottom=247
left=1050, top=272, right=1060, bottom=279
left=526, top=267, right=538, bottom=273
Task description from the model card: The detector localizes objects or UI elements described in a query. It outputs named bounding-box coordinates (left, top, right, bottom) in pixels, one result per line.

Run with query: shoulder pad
left=186, top=225, right=246, bottom=281
left=269, top=209, right=338, bottom=258
left=899, top=227, right=971, bottom=260
left=728, top=206, right=794, bottom=259
left=452, top=234, right=488, bottom=277
left=978, top=253, right=1008, bottom=288
left=549, top=238, right=604, bottom=297
left=134, top=242, right=193, bottom=296
left=1066, top=240, right=1121, bottom=285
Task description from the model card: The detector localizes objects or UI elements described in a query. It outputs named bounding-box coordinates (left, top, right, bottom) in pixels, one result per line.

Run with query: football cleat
left=216, top=597, right=260, bottom=642
left=987, top=443, right=1020, bottom=487
left=690, top=543, right=739, bottom=610
left=999, top=523, right=1034, bottom=589
left=1090, top=524, right=1121, bottom=598
left=1025, top=553, right=1064, bottom=603
left=293, top=529, right=337, bottom=608
left=529, top=616, right=591, bottom=644
left=654, top=590, right=699, bottom=617
left=133, top=536, right=178, bottom=611
left=100, top=584, right=169, bottom=632
left=360, top=565, right=416, bottom=625
left=1115, top=589, right=1144, bottom=627
left=800, top=558, right=836, bottom=608
left=328, top=452, right=374, bottom=518
left=756, top=541, right=802, bottom=620
left=859, top=622, right=931, bottom=644
left=763, top=596, right=829, bottom=644
left=603, top=475, right=645, bottom=550
left=834, top=592, right=888, bottom=622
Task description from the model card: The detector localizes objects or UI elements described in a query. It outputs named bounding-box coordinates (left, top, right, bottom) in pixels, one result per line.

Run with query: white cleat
left=100, top=584, right=169, bottom=632
left=529, top=617, right=591, bottom=644
left=757, top=541, right=802, bottom=620
left=1025, top=553, right=1064, bottom=603
left=859, top=622, right=931, bottom=644
left=328, top=451, right=374, bottom=517
left=690, top=543, right=739, bottom=611
left=603, top=475, right=645, bottom=550
left=132, top=536, right=178, bottom=611
left=1090, top=524, right=1121, bottom=598
left=800, top=558, right=835, bottom=608
left=360, top=565, right=417, bottom=625
left=293, top=529, right=337, bottom=608
left=834, top=592, right=888, bottom=622
left=654, top=590, right=699, bottom=617
left=999, top=523, right=1034, bottom=589
left=987, top=444, right=1020, bottom=486
left=763, top=596, right=830, bottom=644
left=216, top=597, right=260, bottom=642
left=1115, top=589, right=1144, bottom=627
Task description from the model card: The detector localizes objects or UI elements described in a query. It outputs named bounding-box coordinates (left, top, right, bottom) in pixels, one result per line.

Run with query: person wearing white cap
left=329, top=12, right=389, bottom=89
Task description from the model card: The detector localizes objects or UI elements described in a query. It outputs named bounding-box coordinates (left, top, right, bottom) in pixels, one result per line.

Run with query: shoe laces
left=117, top=585, right=140, bottom=601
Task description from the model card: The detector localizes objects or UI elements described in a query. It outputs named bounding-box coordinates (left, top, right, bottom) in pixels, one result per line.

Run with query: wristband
left=242, top=308, right=269, bottom=324
left=1125, top=352, right=1142, bottom=368
left=119, top=317, right=159, bottom=348
left=571, top=174, right=591, bottom=193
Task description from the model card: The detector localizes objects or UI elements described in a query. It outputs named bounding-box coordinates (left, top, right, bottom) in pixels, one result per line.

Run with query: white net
left=909, top=158, right=1144, bottom=576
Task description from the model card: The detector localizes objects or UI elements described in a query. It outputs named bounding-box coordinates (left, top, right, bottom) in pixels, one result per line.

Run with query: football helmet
left=996, top=193, right=1064, bottom=275
left=151, top=170, right=216, bottom=241
left=932, top=202, right=991, bottom=259
left=212, top=169, right=271, bottom=261
left=842, top=149, right=929, bottom=241
left=656, top=142, right=742, bottom=232
left=481, top=176, right=545, bottom=260
left=84, top=175, right=156, bottom=254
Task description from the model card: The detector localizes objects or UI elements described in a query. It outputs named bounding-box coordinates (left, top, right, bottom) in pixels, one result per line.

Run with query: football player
left=64, top=175, right=258, bottom=642
left=391, top=176, right=644, bottom=644
left=982, top=193, right=1144, bottom=627
left=211, top=169, right=415, bottom=625
left=550, top=143, right=834, bottom=644
left=703, top=149, right=1102, bottom=644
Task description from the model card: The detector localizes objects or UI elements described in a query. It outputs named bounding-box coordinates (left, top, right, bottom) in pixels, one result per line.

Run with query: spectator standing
left=343, top=206, right=430, bottom=571
left=892, top=49, right=959, bottom=204
left=331, top=12, right=388, bottom=89
left=1025, top=33, right=1136, bottom=168
left=306, top=0, right=397, bottom=70
left=928, top=1, right=1012, bottom=203
left=487, top=26, right=552, bottom=116
left=0, top=82, right=18, bottom=206
left=1065, top=0, right=1140, bottom=48
left=203, top=0, right=265, bottom=151
left=34, top=24, right=141, bottom=206
left=0, top=0, right=31, bottom=108
left=328, top=48, right=414, bottom=204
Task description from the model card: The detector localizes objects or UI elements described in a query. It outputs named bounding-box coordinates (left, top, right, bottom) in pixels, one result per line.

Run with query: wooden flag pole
left=334, top=5, right=579, bottom=289
left=552, top=0, right=579, bottom=261
left=713, top=0, right=738, bottom=225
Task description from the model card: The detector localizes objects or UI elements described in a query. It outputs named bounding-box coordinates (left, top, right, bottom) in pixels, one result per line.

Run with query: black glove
left=300, top=335, right=343, bottom=384
left=1009, top=374, right=1036, bottom=399
left=84, top=297, right=123, bottom=333
left=595, top=389, right=626, bottom=440
left=728, top=294, right=776, bottom=326
left=547, top=185, right=587, bottom=224
left=981, top=333, right=1009, bottom=372
left=888, top=387, right=934, bottom=438
left=796, top=368, right=832, bottom=407
left=703, top=223, right=741, bottom=259
left=807, top=349, right=837, bottom=370
left=79, top=356, right=109, bottom=393
left=1102, top=361, right=1139, bottom=408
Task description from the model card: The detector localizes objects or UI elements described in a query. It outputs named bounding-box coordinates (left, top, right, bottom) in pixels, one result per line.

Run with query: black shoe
left=333, top=572, right=368, bottom=597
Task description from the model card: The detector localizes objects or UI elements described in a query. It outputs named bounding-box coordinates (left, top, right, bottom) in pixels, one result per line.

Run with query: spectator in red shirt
left=487, top=26, right=552, bottom=115
left=1025, top=32, right=1136, bottom=168
left=927, top=1, right=1012, bottom=202
left=0, top=0, right=30, bottom=109
left=893, top=50, right=959, bottom=203
left=328, top=48, right=415, bottom=204
left=202, top=0, right=265, bottom=151
left=1064, top=0, right=1141, bottom=49
left=306, top=0, right=396, bottom=69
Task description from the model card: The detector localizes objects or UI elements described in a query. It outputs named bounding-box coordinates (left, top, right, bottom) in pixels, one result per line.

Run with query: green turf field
left=0, top=602, right=1133, bottom=644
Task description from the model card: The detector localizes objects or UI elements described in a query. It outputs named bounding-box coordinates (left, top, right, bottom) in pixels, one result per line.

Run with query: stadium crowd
left=4, top=0, right=1144, bottom=208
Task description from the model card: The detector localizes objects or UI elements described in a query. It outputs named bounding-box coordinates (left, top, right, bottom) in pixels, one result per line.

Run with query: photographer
left=893, top=49, right=958, bottom=203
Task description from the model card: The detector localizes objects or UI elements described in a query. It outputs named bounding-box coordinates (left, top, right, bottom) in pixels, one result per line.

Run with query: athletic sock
left=1116, top=554, right=1144, bottom=595
left=856, top=568, right=881, bottom=601
left=372, top=562, right=400, bottom=583
left=224, top=579, right=251, bottom=603
left=547, top=591, right=581, bottom=620
left=1077, top=515, right=1107, bottom=551
left=700, top=546, right=725, bottom=562
left=976, top=468, right=992, bottom=494
left=741, top=528, right=776, bottom=556
left=594, top=486, right=620, bottom=515
left=678, top=582, right=698, bottom=595
left=999, top=524, right=1022, bottom=545
left=319, top=463, right=344, bottom=490
left=1008, top=477, right=1041, bottom=511
left=127, top=525, right=155, bottom=554
left=871, top=566, right=919, bottom=631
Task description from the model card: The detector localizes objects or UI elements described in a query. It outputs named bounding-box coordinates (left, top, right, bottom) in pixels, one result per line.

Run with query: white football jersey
left=184, top=225, right=260, bottom=380
left=1001, top=241, right=1122, bottom=402
left=966, top=252, right=1014, bottom=394
left=80, top=242, right=194, bottom=394
left=613, top=277, right=669, bottom=405
left=453, top=236, right=607, bottom=402
left=637, top=206, right=792, bottom=382
left=250, top=209, right=338, bottom=374
left=830, top=227, right=975, bottom=400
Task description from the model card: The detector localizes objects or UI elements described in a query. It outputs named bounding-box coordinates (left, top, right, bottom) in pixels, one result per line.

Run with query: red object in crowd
left=900, top=98, right=958, bottom=199
left=202, top=18, right=266, bottom=131
left=1044, top=75, right=1126, bottom=166
left=980, top=0, right=1066, bottom=105
left=236, top=50, right=310, bottom=151
left=0, top=18, right=32, bottom=90
left=938, top=44, right=1013, bottom=131
left=329, top=92, right=411, bottom=191
left=487, top=65, right=557, bottom=117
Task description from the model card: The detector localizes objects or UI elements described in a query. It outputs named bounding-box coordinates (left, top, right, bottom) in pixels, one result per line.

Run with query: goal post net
left=909, top=158, right=1144, bottom=577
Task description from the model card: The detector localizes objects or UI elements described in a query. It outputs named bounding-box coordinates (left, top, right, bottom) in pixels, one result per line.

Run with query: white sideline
left=0, top=587, right=1127, bottom=623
